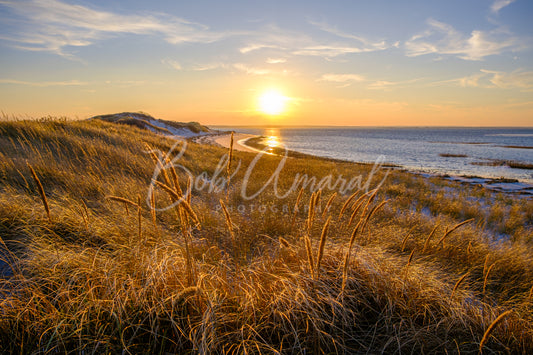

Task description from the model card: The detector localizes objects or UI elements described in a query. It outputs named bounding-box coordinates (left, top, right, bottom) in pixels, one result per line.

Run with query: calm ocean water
left=215, top=127, right=533, bottom=183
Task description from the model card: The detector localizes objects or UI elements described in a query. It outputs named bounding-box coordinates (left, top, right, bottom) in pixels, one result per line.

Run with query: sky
left=0, top=0, right=532, bottom=126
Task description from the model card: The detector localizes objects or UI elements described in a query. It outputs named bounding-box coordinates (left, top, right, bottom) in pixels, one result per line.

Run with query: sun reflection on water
left=263, top=128, right=281, bottom=152
left=265, top=136, right=279, bottom=147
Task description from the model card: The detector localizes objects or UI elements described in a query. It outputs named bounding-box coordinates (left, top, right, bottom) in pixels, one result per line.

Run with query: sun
left=258, top=90, right=286, bottom=115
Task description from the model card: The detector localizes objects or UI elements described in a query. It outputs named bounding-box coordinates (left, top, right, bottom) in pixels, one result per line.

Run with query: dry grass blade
left=406, top=249, right=415, bottom=268
left=359, top=199, right=389, bottom=238
left=321, top=192, right=336, bottom=219
left=106, top=196, right=139, bottom=208
left=347, top=219, right=363, bottom=252
left=290, top=188, right=304, bottom=232
left=451, top=272, right=469, bottom=299
left=315, top=216, right=331, bottom=279
left=403, top=249, right=416, bottom=281
left=347, top=192, right=371, bottom=226
left=436, top=218, right=474, bottom=247
left=338, top=190, right=359, bottom=220
left=219, top=199, right=235, bottom=243
left=178, top=198, right=200, bottom=229
left=28, top=163, right=51, bottom=223
left=362, top=188, right=379, bottom=215
left=307, top=192, right=317, bottom=235
left=154, top=181, right=200, bottom=228
left=483, top=262, right=496, bottom=295
left=167, top=156, right=183, bottom=198
left=186, top=175, right=192, bottom=205
left=226, top=131, right=234, bottom=196
left=422, top=224, right=439, bottom=253
left=304, top=234, right=315, bottom=279
left=150, top=189, right=156, bottom=227
left=154, top=180, right=180, bottom=201
left=145, top=144, right=172, bottom=187
left=79, top=200, right=89, bottom=230
left=137, top=195, right=142, bottom=242
left=467, top=241, right=473, bottom=254
left=314, top=189, right=322, bottom=214
left=279, top=237, right=290, bottom=248
left=479, top=310, right=513, bottom=353
left=483, top=255, right=490, bottom=278
left=342, top=219, right=363, bottom=292
left=400, top=227, right=416, bottom=252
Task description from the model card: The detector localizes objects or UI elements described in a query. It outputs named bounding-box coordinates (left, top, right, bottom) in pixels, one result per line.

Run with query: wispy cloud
left=320, top=72, right=424, bottom=91
left=482, top=69, right=533, bottom=89
left=491, top=0, right=515, bottom=14
left=239, top=43, right=283, bottom=54
left=0, top=78, right=88, bottom=86
left=308, top=20, right=388, bottom=50
left=0, top=0, right=229, bottom=57
left=266, top=57, right=286, bottom=64
left=443, top=69, right=533, bottom=90
left=161, top=59, right=182, bottom=70
left=291, top=20, right=388, bottom=59
left=293, top=45, right=378, bottom=57
left=367, top=78, right=422, bottom=90
left=405, top=18, right=523, bottom=60
left=320, top=74, right=365, bottom=83
left=233, top=63, right=271, bottom=75
left=240, top=21, right=389, bottom=60
left=191, top=63, right=227, bottom=71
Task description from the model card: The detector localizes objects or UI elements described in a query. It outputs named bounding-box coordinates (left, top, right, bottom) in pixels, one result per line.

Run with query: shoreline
left=200, top=132, right=533, bottom=196
left=193, top=132, right=258, bottom=153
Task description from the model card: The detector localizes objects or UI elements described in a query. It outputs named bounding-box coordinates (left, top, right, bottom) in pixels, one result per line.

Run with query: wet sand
left=208, top=133, right=258, bottom=153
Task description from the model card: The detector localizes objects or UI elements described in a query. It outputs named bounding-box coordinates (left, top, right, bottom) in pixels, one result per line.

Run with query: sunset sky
left=0, top=0, right=532, bottom=126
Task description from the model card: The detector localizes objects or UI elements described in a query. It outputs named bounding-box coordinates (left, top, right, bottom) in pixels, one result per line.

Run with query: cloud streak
left=297, top=20, right=388, bottom=58
left=320, top=74, right=365, bottom=83
left=442, top=69, right=533, bottom=90
left=293, top=45, right=380, bottom=57
left=320, top=72, right=425, bottom=91
left=0, top=0, right=228, bottom=57
left=405, top=18, right=523, bottom=60
left=308, top=20, right=388, bottom=50
left=161, top=59, right=182, bottom=70
left=233, top=63, right=271, bottom=75
left=491, top=0, right=515, bottom=14
left=238, top=21, right=389, bottom=60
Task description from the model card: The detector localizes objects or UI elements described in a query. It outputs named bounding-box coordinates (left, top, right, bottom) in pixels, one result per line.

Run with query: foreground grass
left=0, top=117, right=532, bottom=353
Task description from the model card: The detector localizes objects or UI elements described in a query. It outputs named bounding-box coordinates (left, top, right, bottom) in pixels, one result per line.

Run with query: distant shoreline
left=202, top=131, right=533, bottom=196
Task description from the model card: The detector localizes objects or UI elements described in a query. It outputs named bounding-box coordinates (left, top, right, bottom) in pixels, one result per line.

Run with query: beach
left=1, top=118, right=532, bottom=354
left=195, top=132, right=257, bottom=153
left=205, top=130, right=533, bottom=195
left=214, top=133, right=257, bottom=153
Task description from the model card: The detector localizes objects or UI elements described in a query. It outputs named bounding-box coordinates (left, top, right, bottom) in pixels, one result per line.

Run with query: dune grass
left=0, top=117, right=532, bottom=353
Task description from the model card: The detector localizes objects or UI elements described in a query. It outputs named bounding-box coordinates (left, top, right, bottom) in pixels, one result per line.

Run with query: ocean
left=215, top=127, right=533, bottom=184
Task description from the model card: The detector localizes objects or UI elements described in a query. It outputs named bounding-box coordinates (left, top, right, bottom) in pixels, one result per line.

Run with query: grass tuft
left=28, top=163, right=51, bottom=223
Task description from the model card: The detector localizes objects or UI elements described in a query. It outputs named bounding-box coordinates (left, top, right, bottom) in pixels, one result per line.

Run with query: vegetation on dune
left=0, top=117, right=532, bottom=353
left=91, top=111, right=210, bottom=134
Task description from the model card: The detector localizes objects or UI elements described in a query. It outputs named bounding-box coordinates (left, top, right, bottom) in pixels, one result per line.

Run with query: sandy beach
left=202, top=132, right=258, bottom=153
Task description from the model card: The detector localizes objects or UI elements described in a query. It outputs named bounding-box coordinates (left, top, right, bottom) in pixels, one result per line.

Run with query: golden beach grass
left=0, top=117, right=532, bottom=353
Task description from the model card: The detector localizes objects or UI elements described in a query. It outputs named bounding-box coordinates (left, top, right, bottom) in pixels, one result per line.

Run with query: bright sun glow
left=258, top=90, right=286, bottom=115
